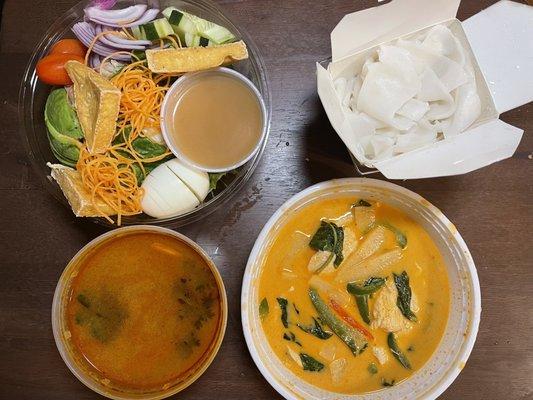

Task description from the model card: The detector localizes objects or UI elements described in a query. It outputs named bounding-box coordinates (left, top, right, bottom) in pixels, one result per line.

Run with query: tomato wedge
left=329, top=299, right=374, bottom=341
left=36, top=53, right=85, bottom=85
left=50, top=39, right=87, bottom=57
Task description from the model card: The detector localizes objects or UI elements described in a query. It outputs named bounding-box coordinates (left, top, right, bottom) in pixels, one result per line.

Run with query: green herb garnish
left=299, top=353, right=324, bottom=372
left=309, top=221, right=344, bottom=267
left=277, top=297, right=289, bottom=328
left=347, top=277, right=386, bottom=324
left=388, top=332, right=411, bottom=369
left=259, top=297, right=269, bottom=320
left=283, top=331, right=302, bottom=346
left=297, top=317, right=332, bottom=340
left=393, top=271, right=417, bottom=321
left=353, top=199, right=372, bottom=207
left=368, top=362, right=378, bottom=375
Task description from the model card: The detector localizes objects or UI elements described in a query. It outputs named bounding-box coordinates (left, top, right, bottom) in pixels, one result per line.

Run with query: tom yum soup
left=258, top=198, right=450, bottom=394
left=161, top=68, right=265, bottom=172
left=55, top=229, right=226, bottom=395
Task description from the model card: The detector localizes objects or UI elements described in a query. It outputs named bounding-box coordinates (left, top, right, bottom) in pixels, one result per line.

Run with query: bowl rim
left=51, top=225, right=228, bottom=400
left=18, top=0, right=272, bottom=229
left=240, top=178, right=481, bottom=400
left=160, top=67, right=269, bottom=173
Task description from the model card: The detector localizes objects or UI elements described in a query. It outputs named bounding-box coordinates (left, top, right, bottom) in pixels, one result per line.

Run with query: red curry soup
left=64, top=231, right=223, bottom=391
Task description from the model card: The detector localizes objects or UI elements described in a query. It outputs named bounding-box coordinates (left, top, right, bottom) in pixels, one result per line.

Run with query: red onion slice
left=95, top=25, right=149, bottom=50
left=85, top=4, right=147, bottom=24
left=72, top=22, right=131, bottom=60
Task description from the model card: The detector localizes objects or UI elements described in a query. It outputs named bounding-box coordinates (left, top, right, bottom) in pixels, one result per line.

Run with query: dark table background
left=1, top=1, right=531, bottom=399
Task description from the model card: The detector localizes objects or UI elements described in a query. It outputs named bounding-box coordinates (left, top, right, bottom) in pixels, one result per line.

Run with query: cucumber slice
left=131, top=18, right=174, bottom=41
left=184, top=33, right=213, bottom=47
left=184, top=32, right=200, bottom=47
left=162, top=6, right=235, bottom=44
left=163, top=7, right=197, bottom=41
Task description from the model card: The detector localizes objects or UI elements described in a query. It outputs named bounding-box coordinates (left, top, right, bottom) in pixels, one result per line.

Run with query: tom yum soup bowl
left=52, top=226, right=227, bottom=400
left=241, top=178, right=481, bottom=400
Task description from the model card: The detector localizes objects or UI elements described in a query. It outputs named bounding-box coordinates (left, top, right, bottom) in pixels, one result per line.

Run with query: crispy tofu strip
left=146, top=40, right=249, bottom=74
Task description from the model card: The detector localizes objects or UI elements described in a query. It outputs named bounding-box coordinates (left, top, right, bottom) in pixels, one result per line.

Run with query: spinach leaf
left=309, top=221, right=344, bottom=267
left=388, top=332, right=411, bottom=369
left=368, top=362, right=378, bottom=375
left=297, top=317, right=333, bottom=339
left=282, top=331, right=302, bottom=346
left=393, top=271, right=417, bottom=321
left=277, top=297, right=289, bottom=328
left=353, top=199, right=372, bottom=207
left=382, top=378, right=396, bottom=387
left=259, top=298, right=269, bottom=320
left=299, top=353, right=325, bottom=372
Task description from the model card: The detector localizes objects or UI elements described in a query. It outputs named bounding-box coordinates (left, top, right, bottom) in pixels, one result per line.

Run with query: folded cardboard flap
left=331, top=0, right=460, bottom=62
left=317, top=0, right=528, bottom=179
left=463, top=0, right=533, bottom=113
left=373, top=120, right=523, bottom=179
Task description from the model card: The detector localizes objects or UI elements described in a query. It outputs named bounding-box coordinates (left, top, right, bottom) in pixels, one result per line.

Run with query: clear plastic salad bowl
left=19, top=0, right=271, bottom=228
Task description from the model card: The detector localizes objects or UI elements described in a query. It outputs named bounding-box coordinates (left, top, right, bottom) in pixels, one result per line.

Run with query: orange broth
left=66, top=232, right=221, bottom=390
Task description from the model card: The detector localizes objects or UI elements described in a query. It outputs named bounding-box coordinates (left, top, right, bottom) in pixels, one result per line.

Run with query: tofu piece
left=64, top=61, right=121, bottom=154
left=48, top=163, right=115, bottom=217
left=146, top=40, right=248, bottom=73
left=371, top=279, right=411, bottom=333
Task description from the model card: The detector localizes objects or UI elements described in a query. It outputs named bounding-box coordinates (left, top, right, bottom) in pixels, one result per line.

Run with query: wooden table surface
left=1, top=0, right=531, bottom=399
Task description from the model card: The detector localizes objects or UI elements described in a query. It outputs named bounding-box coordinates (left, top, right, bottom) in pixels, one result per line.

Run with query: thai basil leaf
left=309, top=221, right=344, bottom=267
left=282, top=331, right=302, bottom=346
left=259, top=298, right=269, bottom=320
left=393, top=271, right=417, bottom=321
left=353, top=199, right=372, bottom=207
left=388, top=332, right=411, bottom=369
left=297, top=317, right=333, bottom=340
left=299, top=353, right=324, bottom=372
left=382, top=378, right=396, bottom=387
left=277, top=297, right=289, bottom=328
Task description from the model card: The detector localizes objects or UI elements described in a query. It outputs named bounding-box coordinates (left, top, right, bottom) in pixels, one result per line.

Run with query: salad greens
left=45, top=88, right=84, bottom=167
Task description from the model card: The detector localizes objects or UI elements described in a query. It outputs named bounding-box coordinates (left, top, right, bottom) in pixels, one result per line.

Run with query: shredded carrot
left=77, top=147, right=144, bottom=225
left=75, top=51, right=178, bottom=224
left=329, top=299, right=374, bottom=341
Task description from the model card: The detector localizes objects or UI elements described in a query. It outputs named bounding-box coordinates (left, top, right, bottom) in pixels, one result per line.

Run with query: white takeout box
left=317, top=0, right=532, bottom=179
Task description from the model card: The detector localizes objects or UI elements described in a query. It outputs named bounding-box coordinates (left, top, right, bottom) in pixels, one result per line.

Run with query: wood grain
left=0, top=1, right=531, bottom=399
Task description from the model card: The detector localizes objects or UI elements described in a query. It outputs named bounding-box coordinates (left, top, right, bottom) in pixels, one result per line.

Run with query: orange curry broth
left=66, top=232, right=221, bottom=390
left=258, top=196, right=450, bottom=394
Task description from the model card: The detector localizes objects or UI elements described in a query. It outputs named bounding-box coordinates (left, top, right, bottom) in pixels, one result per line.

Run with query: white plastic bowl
left=241, top=178, right=481, bottom=400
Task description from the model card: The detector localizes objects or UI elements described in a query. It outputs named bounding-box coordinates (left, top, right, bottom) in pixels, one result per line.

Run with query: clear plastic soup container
left=19, top=0, right=271, bottom=228
left=52, top=226, right=228, bottom=399
left=241, top=178, right=481, bottom=400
